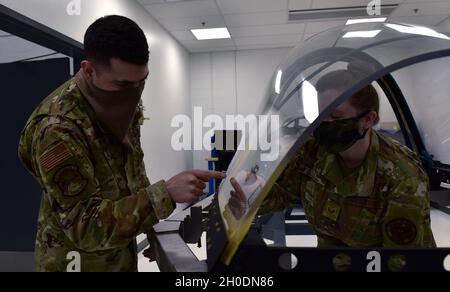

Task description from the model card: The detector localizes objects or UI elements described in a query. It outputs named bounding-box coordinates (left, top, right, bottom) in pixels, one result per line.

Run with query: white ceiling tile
left=402, top=0, right=448, bottom=2
left=138, top=0, right=165, bottom=4
left=302, top=29, right=341, bottom=42
left=289, top=0, right=313, bottom=10
left=190, top=46, right=237, bottom=53
left=170, top=30, right=196, bottom=41
left=234, top=34, right=302, bottom=46
left=224, top=11, right=288, bottom=27
left=389, top=15, right=449, bottom=26
left=229, top=23, right=305, bottom=38
left=216, top=0, right=288, bottom=14
left=143, top=0, right=221, bottom=19
left=181, top=38, right=236, bottom=49
left=438, top=15, right=450, bottom=31
left=159, top=15, right=226, bottom=31
left=391, top=1, right=450, bottom=17
left=304, top=20, right=346, bottom=34
left=237, top=43, right=297, bottom=50
left=303, top=32, right=317, bottom=41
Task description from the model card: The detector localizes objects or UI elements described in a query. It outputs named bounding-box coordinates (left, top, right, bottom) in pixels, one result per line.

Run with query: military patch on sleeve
left=53, top=165, right=88, bottom=197
left=39, top=142, right=73, bottom=173
left=386, top=218, right=417, bottom=245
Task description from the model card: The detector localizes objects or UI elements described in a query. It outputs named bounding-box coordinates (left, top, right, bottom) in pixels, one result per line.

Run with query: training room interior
left=0, top=0, right=450, bottom=272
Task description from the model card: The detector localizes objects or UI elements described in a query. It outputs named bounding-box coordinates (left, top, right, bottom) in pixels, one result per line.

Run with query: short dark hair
left=84, top=15, right=149, bottom=66
left=316, top=70, right=380, bottom=123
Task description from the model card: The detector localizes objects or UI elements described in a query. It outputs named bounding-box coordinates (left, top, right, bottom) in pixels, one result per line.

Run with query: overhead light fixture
left=301, top=81, right=319, bottom=123
left=288, top=5, right=397, bottom=22
left=385, top=23, right=450, bottom=40
left=346, top=17, right=387, bottom=25
left=343, top=30, right=382, bottom=38
left=275, top=70, right=282, bottom=94
left=191, top=27, right=231, bottom=40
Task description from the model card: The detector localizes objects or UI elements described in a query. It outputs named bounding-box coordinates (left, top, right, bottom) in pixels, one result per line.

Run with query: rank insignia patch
left=322, top=198, right=341, bottom=221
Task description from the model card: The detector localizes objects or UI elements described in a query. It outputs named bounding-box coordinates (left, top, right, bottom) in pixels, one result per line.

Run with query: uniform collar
left=314, top=129, right=379, bottom=196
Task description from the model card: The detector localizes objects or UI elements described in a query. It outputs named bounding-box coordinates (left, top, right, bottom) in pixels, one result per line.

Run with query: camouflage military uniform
left=18, top=77, right=174, bottom=272
left=261, top=131, right=435, bottom=247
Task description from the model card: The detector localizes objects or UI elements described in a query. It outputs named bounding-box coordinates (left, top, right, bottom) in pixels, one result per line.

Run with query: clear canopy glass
left=216, top=22, right=450, bottom=264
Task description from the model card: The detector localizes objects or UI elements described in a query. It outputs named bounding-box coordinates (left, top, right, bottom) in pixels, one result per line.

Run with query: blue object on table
left=380, top=128, right=401, bottom=134
left=208, top=135, right=217, bottom=196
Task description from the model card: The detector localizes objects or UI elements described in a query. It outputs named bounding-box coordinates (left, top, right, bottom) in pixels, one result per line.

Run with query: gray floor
left=0, top=252, right=34, bottom=272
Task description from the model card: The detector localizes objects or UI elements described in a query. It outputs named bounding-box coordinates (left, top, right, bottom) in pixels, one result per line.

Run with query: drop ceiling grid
left=137, top=0, right=450, bottom=52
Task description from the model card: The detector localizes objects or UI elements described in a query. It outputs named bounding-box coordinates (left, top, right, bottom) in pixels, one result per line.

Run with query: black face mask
left=313, top=110, right=370, bottom=154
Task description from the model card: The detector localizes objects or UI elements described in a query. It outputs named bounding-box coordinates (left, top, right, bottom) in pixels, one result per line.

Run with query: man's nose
left=130, top=82, right=141, bottom=88
left=128, top=80, right=146, bottom=88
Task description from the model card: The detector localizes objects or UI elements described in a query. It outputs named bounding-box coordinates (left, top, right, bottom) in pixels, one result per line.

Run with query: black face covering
left=76, top=70, right=144, bottom=149
left=313, top=110, right=370, bottom=154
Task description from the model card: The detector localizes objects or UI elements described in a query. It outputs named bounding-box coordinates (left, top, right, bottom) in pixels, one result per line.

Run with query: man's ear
left=366, top=111, right=378, bottom=128
left=81, top=60, right=94, bottom=80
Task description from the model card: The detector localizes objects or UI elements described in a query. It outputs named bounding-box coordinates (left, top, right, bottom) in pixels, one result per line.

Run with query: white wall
left=373, top=82, right=397, bottom=124
left=0, top=31, right=55, bottom=63
left=393, top=57, right=450, bottom=164
left=190, top=47, right=291, bottom=170
left=0, top=0, right=192, bottom=182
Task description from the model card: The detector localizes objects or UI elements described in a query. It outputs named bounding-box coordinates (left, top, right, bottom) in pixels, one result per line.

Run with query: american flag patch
left=39, top=142, right=73, bottom=173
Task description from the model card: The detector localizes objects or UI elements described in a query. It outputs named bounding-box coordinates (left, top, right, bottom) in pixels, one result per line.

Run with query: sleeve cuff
left=146, top=180, right=175, bottom=220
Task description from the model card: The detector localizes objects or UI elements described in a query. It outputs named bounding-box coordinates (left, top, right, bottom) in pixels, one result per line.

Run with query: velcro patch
left=322, top=198, right=341, bottom=221
left=53, top=165, right=88, bottom=197
left=386, top=218, right=417, bottom=245
left=39, top=142, right=73, bottom=172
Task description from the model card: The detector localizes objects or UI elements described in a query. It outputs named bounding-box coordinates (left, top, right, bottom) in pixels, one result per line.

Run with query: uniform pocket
left=341, top=197, right=385, bottom=245
left=298, top=168, right=326, bottom=225
left=92, top=136, right=123, bottom=200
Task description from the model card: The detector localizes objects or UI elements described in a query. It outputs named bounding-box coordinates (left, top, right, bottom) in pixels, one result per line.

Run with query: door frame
left=0, top=4, right=84, bottom=71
